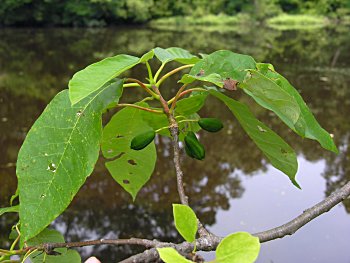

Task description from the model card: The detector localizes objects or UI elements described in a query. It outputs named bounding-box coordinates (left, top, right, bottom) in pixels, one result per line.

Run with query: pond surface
left=0, top=26, right=350, bottom=262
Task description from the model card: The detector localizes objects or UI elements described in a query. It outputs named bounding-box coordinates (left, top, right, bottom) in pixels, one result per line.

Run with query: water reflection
left=0, top=26, right=349, bottom=261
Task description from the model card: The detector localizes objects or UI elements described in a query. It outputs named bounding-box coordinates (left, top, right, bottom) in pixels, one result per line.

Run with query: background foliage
left=0, top=0, right=349, bottom=26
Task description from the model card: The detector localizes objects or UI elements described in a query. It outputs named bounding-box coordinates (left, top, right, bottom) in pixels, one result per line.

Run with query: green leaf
left=0, top=205, right=19, bottom=216
left=180, top=50, right=256, bottom=86
left=157, top=247, right=194, bottom=263
left=209, top=90, right=299, bottom=187
left=175, top=92, right=208, bottom=116
left=69, top=54, right=141, bottom=105
left=140, top=49, right=155, bottom=63
left=141, top=106, right=170, bottom=137
left=101, top=105, right=157, bottom=200
left=216, top=232, right=260, bottom=263
left=154, top=47, right=200, bottom=64
left=240, top=70, right=301, bottom=129
left=173, top=204, right=198, bottom=242
left=256, top=63, right=338, bottom=153
left=10, top=188, right=19, bottom=206
left=27, top=229, right=81, bottom=263
left=17, top=81, right=123, bottom=242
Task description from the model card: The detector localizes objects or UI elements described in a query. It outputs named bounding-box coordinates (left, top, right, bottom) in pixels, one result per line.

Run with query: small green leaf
left=216, top=232, right=260, bottom=263
left=180, top=50, right=256, bottom=86
left=69, top=54, right=140, bottom=105
left=154, top=47, right=200, bottom=64
left=17, top=81, right=123, bottom=242
left=157, top=247, right=195, bottom=263
left=175, top=92, right=208, bottom=116
left=27, top=229, right=81, bottom=263
left=10, top=188, right=19, bottom=206
left=0, top=205, right=19, bottom=216
left=209, top=90, right=299, bottom=187
left=140, top=49, right=155, bottom=63
left=240, top=70, right=301, bottom=129
left=173, top=204, right=198, bottom=242
left=101, top=105, right=157, bottom=200
left=256, top=63, right=338, bottom=153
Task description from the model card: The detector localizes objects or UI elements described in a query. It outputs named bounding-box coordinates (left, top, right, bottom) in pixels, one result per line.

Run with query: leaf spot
left=116, top=134, right=124, bottom=138
left=76, top=110, right=84, bottom=117
left=123, top=179, right=130, bottom=184
left=196, top=69, right=205, bottom=76
left=128, top=159, right=137, bottom=165
left=281, top=148, right=288, bottom=154
left=257, top=125, right=267, bottom=132
left=107, top=149, right=113, bottom=153
left=223, top=78, right=238, bottom=91
left=44, top=153, right=48, bottom=156
left=47, top=163, right=57, bottom=173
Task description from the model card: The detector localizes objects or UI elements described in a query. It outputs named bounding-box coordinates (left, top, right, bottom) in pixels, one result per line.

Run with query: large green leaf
left=173, top=204, right=198, bottom=242
left=240, top=70, right=301, bottom=131
left=28, top=229, right=81, bottom=263
left=154, top=47, right=200, bottom=64
left=216, top=232, right=260, bottom=263
left=157, top=247, right=194, bottom=263
left=209, top=90, right=299, bottom=187
left=175, top=91, right=208, bottom=116
left=17, top=81, right=123, bottom=242
left=69, top=50, right=154, bottom=105
left=0, top=205, right=19, bottom=216
left=255, top=63, right=338, bottom=153
left=101, top=106, right=157, bottom=200
left=180, top=50, right=256, bottom=86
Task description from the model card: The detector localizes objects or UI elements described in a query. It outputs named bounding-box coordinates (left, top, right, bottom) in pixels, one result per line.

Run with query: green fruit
left=130, top=130, right=155, bottom=150
left=198, top=118, right=223, bottom=132
left=184, top=132, right=205, bottom=160
left=185, top=145, right=195, bottom=158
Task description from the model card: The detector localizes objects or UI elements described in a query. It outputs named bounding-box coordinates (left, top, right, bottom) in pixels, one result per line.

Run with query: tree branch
left=120, top=180, right=350, bottom=262
left=254, top=180, right=350, bottom=242
left=16, top=180, right=349, bottom=262
left=152, top=84, right=210, bottom=238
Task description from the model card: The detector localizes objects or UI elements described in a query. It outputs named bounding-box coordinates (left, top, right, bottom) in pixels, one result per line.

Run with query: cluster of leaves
left=158, top=204, right=260, bottom=263
left=0, top=47, right=336, bottom=262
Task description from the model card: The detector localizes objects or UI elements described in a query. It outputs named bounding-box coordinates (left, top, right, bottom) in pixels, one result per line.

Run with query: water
left=0, top=26, right=349, bottom=262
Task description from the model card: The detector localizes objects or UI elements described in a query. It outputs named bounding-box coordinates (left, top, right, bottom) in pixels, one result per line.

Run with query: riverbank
left=150, top=13, right=350, bottom=31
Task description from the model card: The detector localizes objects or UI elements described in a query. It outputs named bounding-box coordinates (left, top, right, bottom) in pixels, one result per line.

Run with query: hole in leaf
left=128, top=159, right=137, bottom=165
left=257, top=125, right=267, bottom=132
left=47, top=163, right=57, bottom=172
left=107, top=152, right=126, bottom=161
left=40, top=194, right=46, bottom=198
left=107, top=149, right=113, bottom=153
left=123, top=179, right=130, bottom=184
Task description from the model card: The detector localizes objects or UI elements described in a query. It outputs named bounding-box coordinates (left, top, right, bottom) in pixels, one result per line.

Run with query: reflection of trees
left=1, top=26, right=350, bottom=259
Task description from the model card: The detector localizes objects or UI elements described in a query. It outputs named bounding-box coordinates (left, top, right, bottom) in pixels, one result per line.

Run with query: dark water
left=0, top=26, right=350, bottom=262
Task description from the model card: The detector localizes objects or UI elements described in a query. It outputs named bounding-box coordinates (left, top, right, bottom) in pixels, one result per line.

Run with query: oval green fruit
left=184, top=132, right=205, bottom=160
left=130, top=130, right=155, bottom=150
left=198, top=118, right=223, bottom=132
